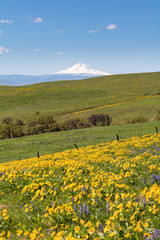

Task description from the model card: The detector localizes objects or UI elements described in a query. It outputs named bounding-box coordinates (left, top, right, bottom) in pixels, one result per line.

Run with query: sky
left=0, top=0, right=160, bottom=75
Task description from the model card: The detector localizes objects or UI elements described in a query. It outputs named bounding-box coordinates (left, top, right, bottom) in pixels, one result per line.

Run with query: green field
left=0, top=121, right=159, bottom=163
left=0, top=72, right=160, bottom=124
left=0, top=71, right=160, bottom=163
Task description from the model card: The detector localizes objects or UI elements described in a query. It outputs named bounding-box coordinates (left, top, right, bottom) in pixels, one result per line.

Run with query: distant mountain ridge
left=0, top=63, right=111, bottom=86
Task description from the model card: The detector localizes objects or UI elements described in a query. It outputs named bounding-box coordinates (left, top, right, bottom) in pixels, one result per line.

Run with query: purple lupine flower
left=63, top=185, right=65, bottom=189
left=86, top=205, right=90, bottom=216
left=54, top=187, right=57, bottom=191
left=74, top=204, right=77, bottom=212
left=72, top=197, right=75, bottom=203
left=96, top=198, right=99, bottom=204
left=83, top=202, right=87, bottom=214
left=106, top=202, right=110, bottom=213
left=99, top=223, right=104, bottom=233
left=143, top=236, right=149, bottom=240
left=19, top=205, right=22, bottom=208
left=136, top=198, right=139, bottom=202
left=151, top=179, right=155, bottom=184
left=150, top=235, right=154, bottom=240
left=51, top=201, right=54, bottom=207
left=81, top=187, right=84, bottom=192
left=143, top=197, right=146, bottom=207
left=2, top=178, right=4, bottom=182
left=153, top=229, right=159, bottom=238
left=143, top=177, right=146, bottom=184
left=153, top=173, right=156, bottom=180
left=79, top=206, right=83, bottom=218
left=85, top=185, right=88, bottom=192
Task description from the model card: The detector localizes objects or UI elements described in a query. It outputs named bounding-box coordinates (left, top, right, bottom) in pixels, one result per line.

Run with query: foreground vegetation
left=0, top=133, right=160, bottom=239
left=0, top=121, right=159, bottom=164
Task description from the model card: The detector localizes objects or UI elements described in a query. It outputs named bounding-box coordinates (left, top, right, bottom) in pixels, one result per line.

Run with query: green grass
left=64, top=95, right=160, bottom=124
left=0, top=121, right=159, bottom=163
left=0, top=72, right=160, bottom=123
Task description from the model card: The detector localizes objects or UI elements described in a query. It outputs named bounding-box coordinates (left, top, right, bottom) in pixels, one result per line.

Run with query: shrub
left=0, top=123, right=24, bottom=138
left=88, top=114, right=112, bottom=126
left=37, top=115, right=56, bottom=129
left=15, top=119, right=24, bottom=126
left=128, top=117, right=148, bottom=124
left=49, top=123, right=62, bottom=132
left=2, top=117, right=13, bottom=125
left=62, top=118, right=81, bottom=130
left=28, top=120, right=38, bottom=127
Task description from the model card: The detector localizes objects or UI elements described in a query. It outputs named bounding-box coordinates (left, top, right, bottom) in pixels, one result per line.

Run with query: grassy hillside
left=0, top=121, right=159, bottom=163
left=0, top=72, right=160, bottom=123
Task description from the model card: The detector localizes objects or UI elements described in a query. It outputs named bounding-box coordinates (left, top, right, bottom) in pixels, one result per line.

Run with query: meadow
left=0, top=72, right=160, bottom=124
left=0, top=132, right=160, bottom=239
left=0, top=121, right=159, bottom=163
left=0, top=72, right=160, bottom=239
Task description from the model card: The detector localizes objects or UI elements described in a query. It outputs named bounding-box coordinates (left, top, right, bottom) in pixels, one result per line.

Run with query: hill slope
left=0, top=72, right=159, bottom=122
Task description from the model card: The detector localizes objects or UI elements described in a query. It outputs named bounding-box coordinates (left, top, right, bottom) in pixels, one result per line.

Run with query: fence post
left=37, top=151, right=40, bottom=158
left=156, top=127, right=158, bottom=133
left=74, top=143, right=79, bottom=150
left=116, top=134, right=119, bottom=141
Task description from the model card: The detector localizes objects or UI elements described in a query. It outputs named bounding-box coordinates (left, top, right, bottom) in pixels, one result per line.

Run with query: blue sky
left=0, top=0, right=159, bottom=75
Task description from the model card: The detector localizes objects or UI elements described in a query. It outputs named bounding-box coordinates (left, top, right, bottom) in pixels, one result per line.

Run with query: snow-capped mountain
left=0, top=63, right=111, bottom=86
left=54, top=62, right=111, bottom=76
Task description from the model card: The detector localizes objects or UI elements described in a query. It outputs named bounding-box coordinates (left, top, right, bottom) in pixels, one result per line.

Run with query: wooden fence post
left=74, top=143, right=79, bottom=150
left=116, top=134, right=119, bottom=141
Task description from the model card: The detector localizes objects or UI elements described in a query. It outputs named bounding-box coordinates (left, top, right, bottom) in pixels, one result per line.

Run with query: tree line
left=0, top=114, right=112, bottom=139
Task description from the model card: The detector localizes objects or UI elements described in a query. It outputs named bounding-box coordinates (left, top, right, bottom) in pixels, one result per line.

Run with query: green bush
left=88, top=114, right=112, bottom=126
left=128, top=117, right=148, bottom=124
left=0, top=122, right=24, bottom=138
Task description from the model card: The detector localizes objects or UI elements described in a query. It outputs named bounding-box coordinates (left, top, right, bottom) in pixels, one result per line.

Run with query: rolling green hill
left=0, top=121, right=159, bottom=163
left=0, top=72, right=160, bottom=123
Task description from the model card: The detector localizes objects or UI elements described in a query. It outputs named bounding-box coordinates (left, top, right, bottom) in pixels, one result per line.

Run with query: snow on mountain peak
left=54, top=62, right=111, bottom=76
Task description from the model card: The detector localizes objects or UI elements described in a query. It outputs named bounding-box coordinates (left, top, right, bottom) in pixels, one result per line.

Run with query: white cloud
left=106, top=24, right=117, bottom=30
left=0, top=30, right=3, bottom=36
left=88, top=29, right=99, bottom=34
left=0, top=19, right=13, bottom=24
left=33, top=17, right=43, bottom=23
left=34, top=48, right=41, bottom=52
left=0, top=46, right=11, bottom=54
left=56, top=52, right=64, bottom=55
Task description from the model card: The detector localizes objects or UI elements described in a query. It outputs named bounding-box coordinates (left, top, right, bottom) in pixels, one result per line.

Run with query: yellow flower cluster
left=0, top=133, right=160, bottom=239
